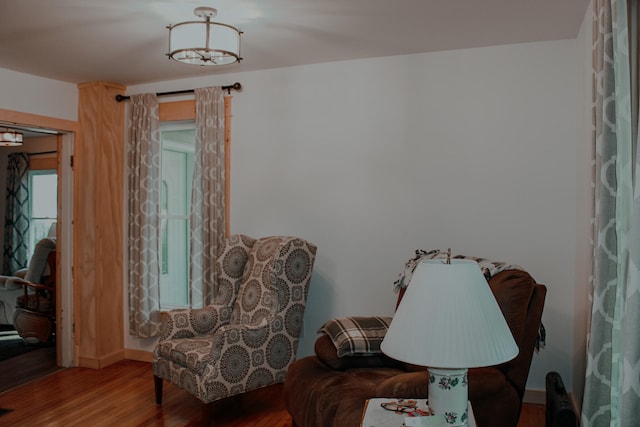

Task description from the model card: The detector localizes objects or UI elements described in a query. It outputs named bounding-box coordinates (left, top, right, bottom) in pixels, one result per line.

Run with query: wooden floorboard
left=518, top=403, right=546, bottom=427
left=0, top=359, right=546, bottom=426
left=0, top=346, right=60, bottom=393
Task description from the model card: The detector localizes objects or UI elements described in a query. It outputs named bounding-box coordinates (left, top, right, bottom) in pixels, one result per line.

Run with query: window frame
left=156, top=99, right=231, bottom=309
left=158, top=123, right=195, bottom=309
left=27, top=157, right=58, bottom=256
left=159, top=99, right=230, bottom=235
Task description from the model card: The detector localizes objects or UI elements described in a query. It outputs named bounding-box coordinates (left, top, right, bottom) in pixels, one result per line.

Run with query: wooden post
left=76, top=81, right=126, bottom=368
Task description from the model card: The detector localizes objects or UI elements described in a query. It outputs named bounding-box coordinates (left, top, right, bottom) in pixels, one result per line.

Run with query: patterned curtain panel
left=2, top=153, right=29, bottom=275
left=127, top=93, right=163, bottom=338
left=190, top=86, right=226, bottom=307
left=583, top=1, right=640, bottom=425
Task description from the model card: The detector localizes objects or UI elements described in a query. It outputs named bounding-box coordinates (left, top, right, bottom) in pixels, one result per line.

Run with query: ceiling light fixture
left=0, top=128, right=23, bottom=146
left=167, top=7, right=242, bottom=66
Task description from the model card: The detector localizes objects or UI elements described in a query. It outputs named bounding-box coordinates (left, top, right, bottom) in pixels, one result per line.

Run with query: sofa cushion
left=156, top=337, right=213, bottom=374
left=375, top=371, right=429, bottom=397
left=283, top=355, right=404, bottom=427
left=374, top=368, right=514, bottom=401
left=318, top=316, right=392, bottom=357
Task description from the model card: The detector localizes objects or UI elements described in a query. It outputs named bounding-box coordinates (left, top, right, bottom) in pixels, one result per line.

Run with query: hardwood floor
left=0, top=359, right=545, bottom=426
left=519, top=404, right=546, bottom=427
left=0, top=345, right=60, bottom=393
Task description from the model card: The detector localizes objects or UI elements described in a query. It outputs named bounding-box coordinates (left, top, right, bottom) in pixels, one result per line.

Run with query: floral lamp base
left=428, top=367, right=469, bottom=426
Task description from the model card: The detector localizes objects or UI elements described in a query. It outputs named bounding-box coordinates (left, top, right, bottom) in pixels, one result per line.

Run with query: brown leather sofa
left=283, top=268, right=546, bottom=427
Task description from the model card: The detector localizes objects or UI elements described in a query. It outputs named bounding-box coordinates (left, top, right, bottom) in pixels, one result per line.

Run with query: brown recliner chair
left=0, top=237, right=57, bottom=343
left=13, top=239, right=57, bottom=344
left=284, top=268, right=546, bottom=427
left=0, top=238, right=53, bottom=325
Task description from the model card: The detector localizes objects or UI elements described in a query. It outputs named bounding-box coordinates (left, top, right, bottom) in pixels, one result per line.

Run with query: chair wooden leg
left=154, top=375, right=163, bottom=405
left=202, top=402, right=213, bottom=426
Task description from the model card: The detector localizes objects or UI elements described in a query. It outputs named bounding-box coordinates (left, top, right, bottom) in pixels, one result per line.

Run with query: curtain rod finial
left=227, top=82, right=242, bottom=94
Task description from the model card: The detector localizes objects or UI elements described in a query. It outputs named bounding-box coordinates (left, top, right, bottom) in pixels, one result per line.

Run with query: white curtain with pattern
left=2, top=153, right=30, bottom=276
left=127, top=93, right=163, bottom=338
left=189, top=87, right=226, bottom=307
left=582, top=1, right=640, bottom=425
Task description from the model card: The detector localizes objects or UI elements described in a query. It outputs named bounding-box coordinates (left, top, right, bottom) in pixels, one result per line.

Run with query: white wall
left=572, top=0, right=594, bottom=410
left=0, top=68, right=77, bottom=121
left=126, top=37, right=582, bottom=394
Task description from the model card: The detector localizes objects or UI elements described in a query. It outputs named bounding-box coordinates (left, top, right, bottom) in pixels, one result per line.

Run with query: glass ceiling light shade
left=167, top=7, right=242, bottom=66
left=381, top=259, right=518, bottom=425
left=0, top=128, right=23, bottom=146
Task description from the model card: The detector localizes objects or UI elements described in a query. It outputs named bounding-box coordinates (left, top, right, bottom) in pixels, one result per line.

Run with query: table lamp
left=380, top=256, right=519, bottom=426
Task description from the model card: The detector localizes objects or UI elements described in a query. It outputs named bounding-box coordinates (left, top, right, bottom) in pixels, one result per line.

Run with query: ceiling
left=0, top=0, right=591, bottom=87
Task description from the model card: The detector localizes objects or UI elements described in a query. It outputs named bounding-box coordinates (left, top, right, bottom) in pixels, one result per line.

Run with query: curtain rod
left=28, top=150, right=57, bottom=156
left=115, top=82, right=242, bottom=102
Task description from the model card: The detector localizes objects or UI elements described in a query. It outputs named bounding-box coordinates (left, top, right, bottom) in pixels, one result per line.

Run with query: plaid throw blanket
left=318, top=316, right=392, bottom=357
left=392, top=249, right=545, bottom=351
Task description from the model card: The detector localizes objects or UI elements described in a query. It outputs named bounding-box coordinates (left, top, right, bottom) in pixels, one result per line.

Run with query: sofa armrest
left=375, top=372, right=429, bottom=397
left=314, top=334, right=402, bottom=371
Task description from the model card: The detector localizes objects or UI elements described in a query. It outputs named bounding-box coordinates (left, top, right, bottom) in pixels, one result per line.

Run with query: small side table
left=360, top=398, right=476, bottom=427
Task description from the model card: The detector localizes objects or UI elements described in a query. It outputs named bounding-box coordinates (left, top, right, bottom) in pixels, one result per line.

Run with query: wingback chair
left=13, top=248, right=57, bottom=343
left=153, top=234, right=317, bottom=422
left=0, top=237, right=56, bottom=326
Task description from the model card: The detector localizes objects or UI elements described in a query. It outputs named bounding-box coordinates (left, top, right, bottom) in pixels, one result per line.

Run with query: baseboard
left=125, top=349, right=153, bottom=362
left=78, top=356, right=101, bottom=369
left=523, top=388, right=545, bottom=404
left=78, top=349, right=153, bottom=368
left=78, top=349, right=125, bottom=369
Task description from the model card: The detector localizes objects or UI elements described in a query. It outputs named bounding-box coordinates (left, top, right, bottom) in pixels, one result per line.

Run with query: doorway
left=0, top=110, right=77, bottom=370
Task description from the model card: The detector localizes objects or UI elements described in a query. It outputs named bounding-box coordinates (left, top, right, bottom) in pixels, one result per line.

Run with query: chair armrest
left=19, top=281, right=53, bottom=292
left=0, top=276, right=28, bottom=291
left=159, top=305, right=231, bottom=340
left=375, top=372, right=429, bottom=397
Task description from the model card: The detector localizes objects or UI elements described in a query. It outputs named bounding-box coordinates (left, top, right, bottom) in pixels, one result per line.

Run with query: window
left=159, top=124, right=195, bottom=309
left=28, top=169, right=57, bottom=255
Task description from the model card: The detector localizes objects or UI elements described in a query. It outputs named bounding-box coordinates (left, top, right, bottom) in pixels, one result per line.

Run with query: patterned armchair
left=152, top=234, right=317, bottom=419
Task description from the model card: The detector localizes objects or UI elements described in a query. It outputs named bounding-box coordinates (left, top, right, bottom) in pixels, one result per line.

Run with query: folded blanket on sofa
left=393, top=249, right=525, bottom=292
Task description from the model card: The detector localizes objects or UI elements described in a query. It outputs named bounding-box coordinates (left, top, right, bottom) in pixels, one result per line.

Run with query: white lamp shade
left=381, top=259, right=518, bottom=368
